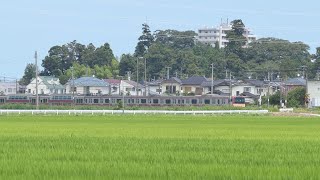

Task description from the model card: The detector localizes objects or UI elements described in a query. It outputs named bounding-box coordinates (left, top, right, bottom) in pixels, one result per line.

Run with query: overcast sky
left=1, top=0, right=319, bottom=78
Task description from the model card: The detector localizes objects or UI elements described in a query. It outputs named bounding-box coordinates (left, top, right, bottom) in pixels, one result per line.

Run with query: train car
left=49, top=95, right=73, bottom=105
left=232, top=96, right=246, bottom=107
left=0, top=96, right=6, bottom=104
left=0, top=94, right=234, bottom=107
left=7, top=95, right=29, bottom=104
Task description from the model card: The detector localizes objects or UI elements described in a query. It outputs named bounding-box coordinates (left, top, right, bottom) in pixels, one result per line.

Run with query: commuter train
left=0, top=94, right=245, bottom=107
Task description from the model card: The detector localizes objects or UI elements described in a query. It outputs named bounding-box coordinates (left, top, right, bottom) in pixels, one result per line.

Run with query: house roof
left=31, top=76, right=64, bottom=89
left=104, top=79, right=121, bottom=85
left=243, top=79, right=265, bottom=87
left=241, top=92, right=260, bottom=99
left=68, top=77, right=109, bottom=87
left=182, top=76, right=207, bottom=85
left=122, top=80, right=143, bottom=88
left=285, top=78, right=306, bottom=86
left=162, top=77, right=182, bottom=84
left=147, top=79, right=163, bottom=86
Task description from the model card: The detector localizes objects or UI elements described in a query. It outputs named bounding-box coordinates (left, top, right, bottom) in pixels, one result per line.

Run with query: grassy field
left=0, top=115, right=320, bottom=179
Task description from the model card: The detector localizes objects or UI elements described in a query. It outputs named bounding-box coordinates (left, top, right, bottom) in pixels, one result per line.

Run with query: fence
left=0, top=109, right=269, bottom=115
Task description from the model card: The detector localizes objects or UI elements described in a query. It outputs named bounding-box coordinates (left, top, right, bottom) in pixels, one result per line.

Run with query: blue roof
left=68, top=77, right=109, bottom=87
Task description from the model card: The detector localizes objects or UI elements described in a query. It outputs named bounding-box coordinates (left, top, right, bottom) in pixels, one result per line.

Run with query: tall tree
left=225, top=19, right=247, bottom=58
left=20, top=63, right=36, bottom=85
left=135, top=23, right=154, bottom=57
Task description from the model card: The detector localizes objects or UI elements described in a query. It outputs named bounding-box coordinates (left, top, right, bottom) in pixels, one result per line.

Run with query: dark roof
left=244, top=79, right=265, bottom=87
left=241, top=92, right=260, bottom=99
left=182, top=76, right=207, bottom=85
left=147, top=79, right=163, bottom=86
left=202, top=79, right=227, bottom=87
left=285, top=78, right=306, bottom=86
left=68, top=77, right=109, bottom=87
left=161, top=77, right=182, bottom=84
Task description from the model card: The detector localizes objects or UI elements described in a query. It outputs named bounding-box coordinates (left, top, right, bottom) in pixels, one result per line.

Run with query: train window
left=165, top=99, right=171, bottom=104
left=186, top=99, right=190, bottom=104
left=217, top=99, right=220, bottom=104
left=89, top=99, right=93, bottom=104
left=100, top=99, right=103, bottom=103
left=9, top=96, right=27, bottom=100
left=112, top=99, right=116, bottom=104
left=105, top=99, right=110, bottom=103
left=152, top=99, right=159, bottom=104
left=94, top=99, right=99, bottom=104
left=76, top=99, right=83, bottom=104
left=0, top=99, right=5, bottom=103
left=191, top=99, right=197, bottom=104
left=140, top=99, right=146, bottom=104
left=205, top=99, right=210, bottom=104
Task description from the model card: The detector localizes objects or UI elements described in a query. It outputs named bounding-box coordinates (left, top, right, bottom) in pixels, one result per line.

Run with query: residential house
left=26, top=76, right=64, bottom=95
left=0, top=81, right=18, bottom=95
left=65, top=77, right=109, bottom=95
left=161, top=77, right=182, bottom=95
left=104, top=79, right=121, bottom=95
left=202, top=79, right=267, bottom=104
left=181, top=76, right=207, bottom=95
left=120, top=80, right=144, bottom=96
left=284, top=78, right=306, bottom=92
left=307, top=80, right=320, bottom=107
left=146, top=79, right=163, bottom=95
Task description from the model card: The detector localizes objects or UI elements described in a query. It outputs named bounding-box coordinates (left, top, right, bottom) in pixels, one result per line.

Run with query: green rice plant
left=0, top=115, right=319, bottom=179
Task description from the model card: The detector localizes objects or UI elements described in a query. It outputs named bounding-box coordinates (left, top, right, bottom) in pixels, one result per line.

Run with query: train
left=0, top=94, right=245, bottom=107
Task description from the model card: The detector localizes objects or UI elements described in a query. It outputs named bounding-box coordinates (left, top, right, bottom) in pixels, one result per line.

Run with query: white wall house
left=26, top=76, right=64, bottom=95
left=308, top=81, right=320, bottom=107
left=161, top=77, right=182, bottom=95
left=65, top=77, right=110, bottom=95
left=0, top=81, right=18, bottom=95
left=120, top=80, right=144, bottom=96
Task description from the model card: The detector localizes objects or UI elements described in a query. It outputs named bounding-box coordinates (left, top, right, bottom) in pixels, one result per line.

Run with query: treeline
left=20, top=20, right=320, bottom=85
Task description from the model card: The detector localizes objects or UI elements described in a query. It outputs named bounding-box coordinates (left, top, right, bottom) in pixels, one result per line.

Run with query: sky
left=1, top=0, right=320, bottom=79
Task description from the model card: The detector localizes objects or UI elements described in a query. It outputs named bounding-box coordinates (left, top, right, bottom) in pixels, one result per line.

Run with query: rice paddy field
left=0, top=114, right=320, bottom=179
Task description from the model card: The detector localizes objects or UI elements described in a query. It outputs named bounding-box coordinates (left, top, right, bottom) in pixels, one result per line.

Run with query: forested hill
left=20, top=20, right=320, bottom=85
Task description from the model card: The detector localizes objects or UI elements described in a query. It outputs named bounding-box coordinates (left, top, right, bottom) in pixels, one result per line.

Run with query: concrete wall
left=308, top=81, right=320, bottom=107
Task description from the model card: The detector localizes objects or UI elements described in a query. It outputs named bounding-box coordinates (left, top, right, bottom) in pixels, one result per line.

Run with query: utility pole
left=144, top=57, right=147, bottom=96
left=35, top=51, right=39, bottom=110
left=136, top=57, right=139, bottom=96
left=71, top=66, right=74, bottom=102
left=165, top=67, right=171, bottom=80
left=229, top=71, right=232, bottom=106
left=210, top=63, right=214, bottom=95
left=300, top=65, right=308, bottom=108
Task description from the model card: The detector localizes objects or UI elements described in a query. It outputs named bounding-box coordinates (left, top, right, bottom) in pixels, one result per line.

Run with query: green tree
left=287, top=87, right=306, bottom=108
left=154, top=30, right=196, bottom=49
left=225, top=19, right=247, bottom=57
left=135, top=23, right=154, bottom=57
left=119, top=54, right=137, bottom=78
left=20, top=63, right=36, bottom=85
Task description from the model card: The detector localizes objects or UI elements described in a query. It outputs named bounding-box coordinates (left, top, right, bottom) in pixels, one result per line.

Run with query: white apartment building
left=197, top=22, right=256, bottom=48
